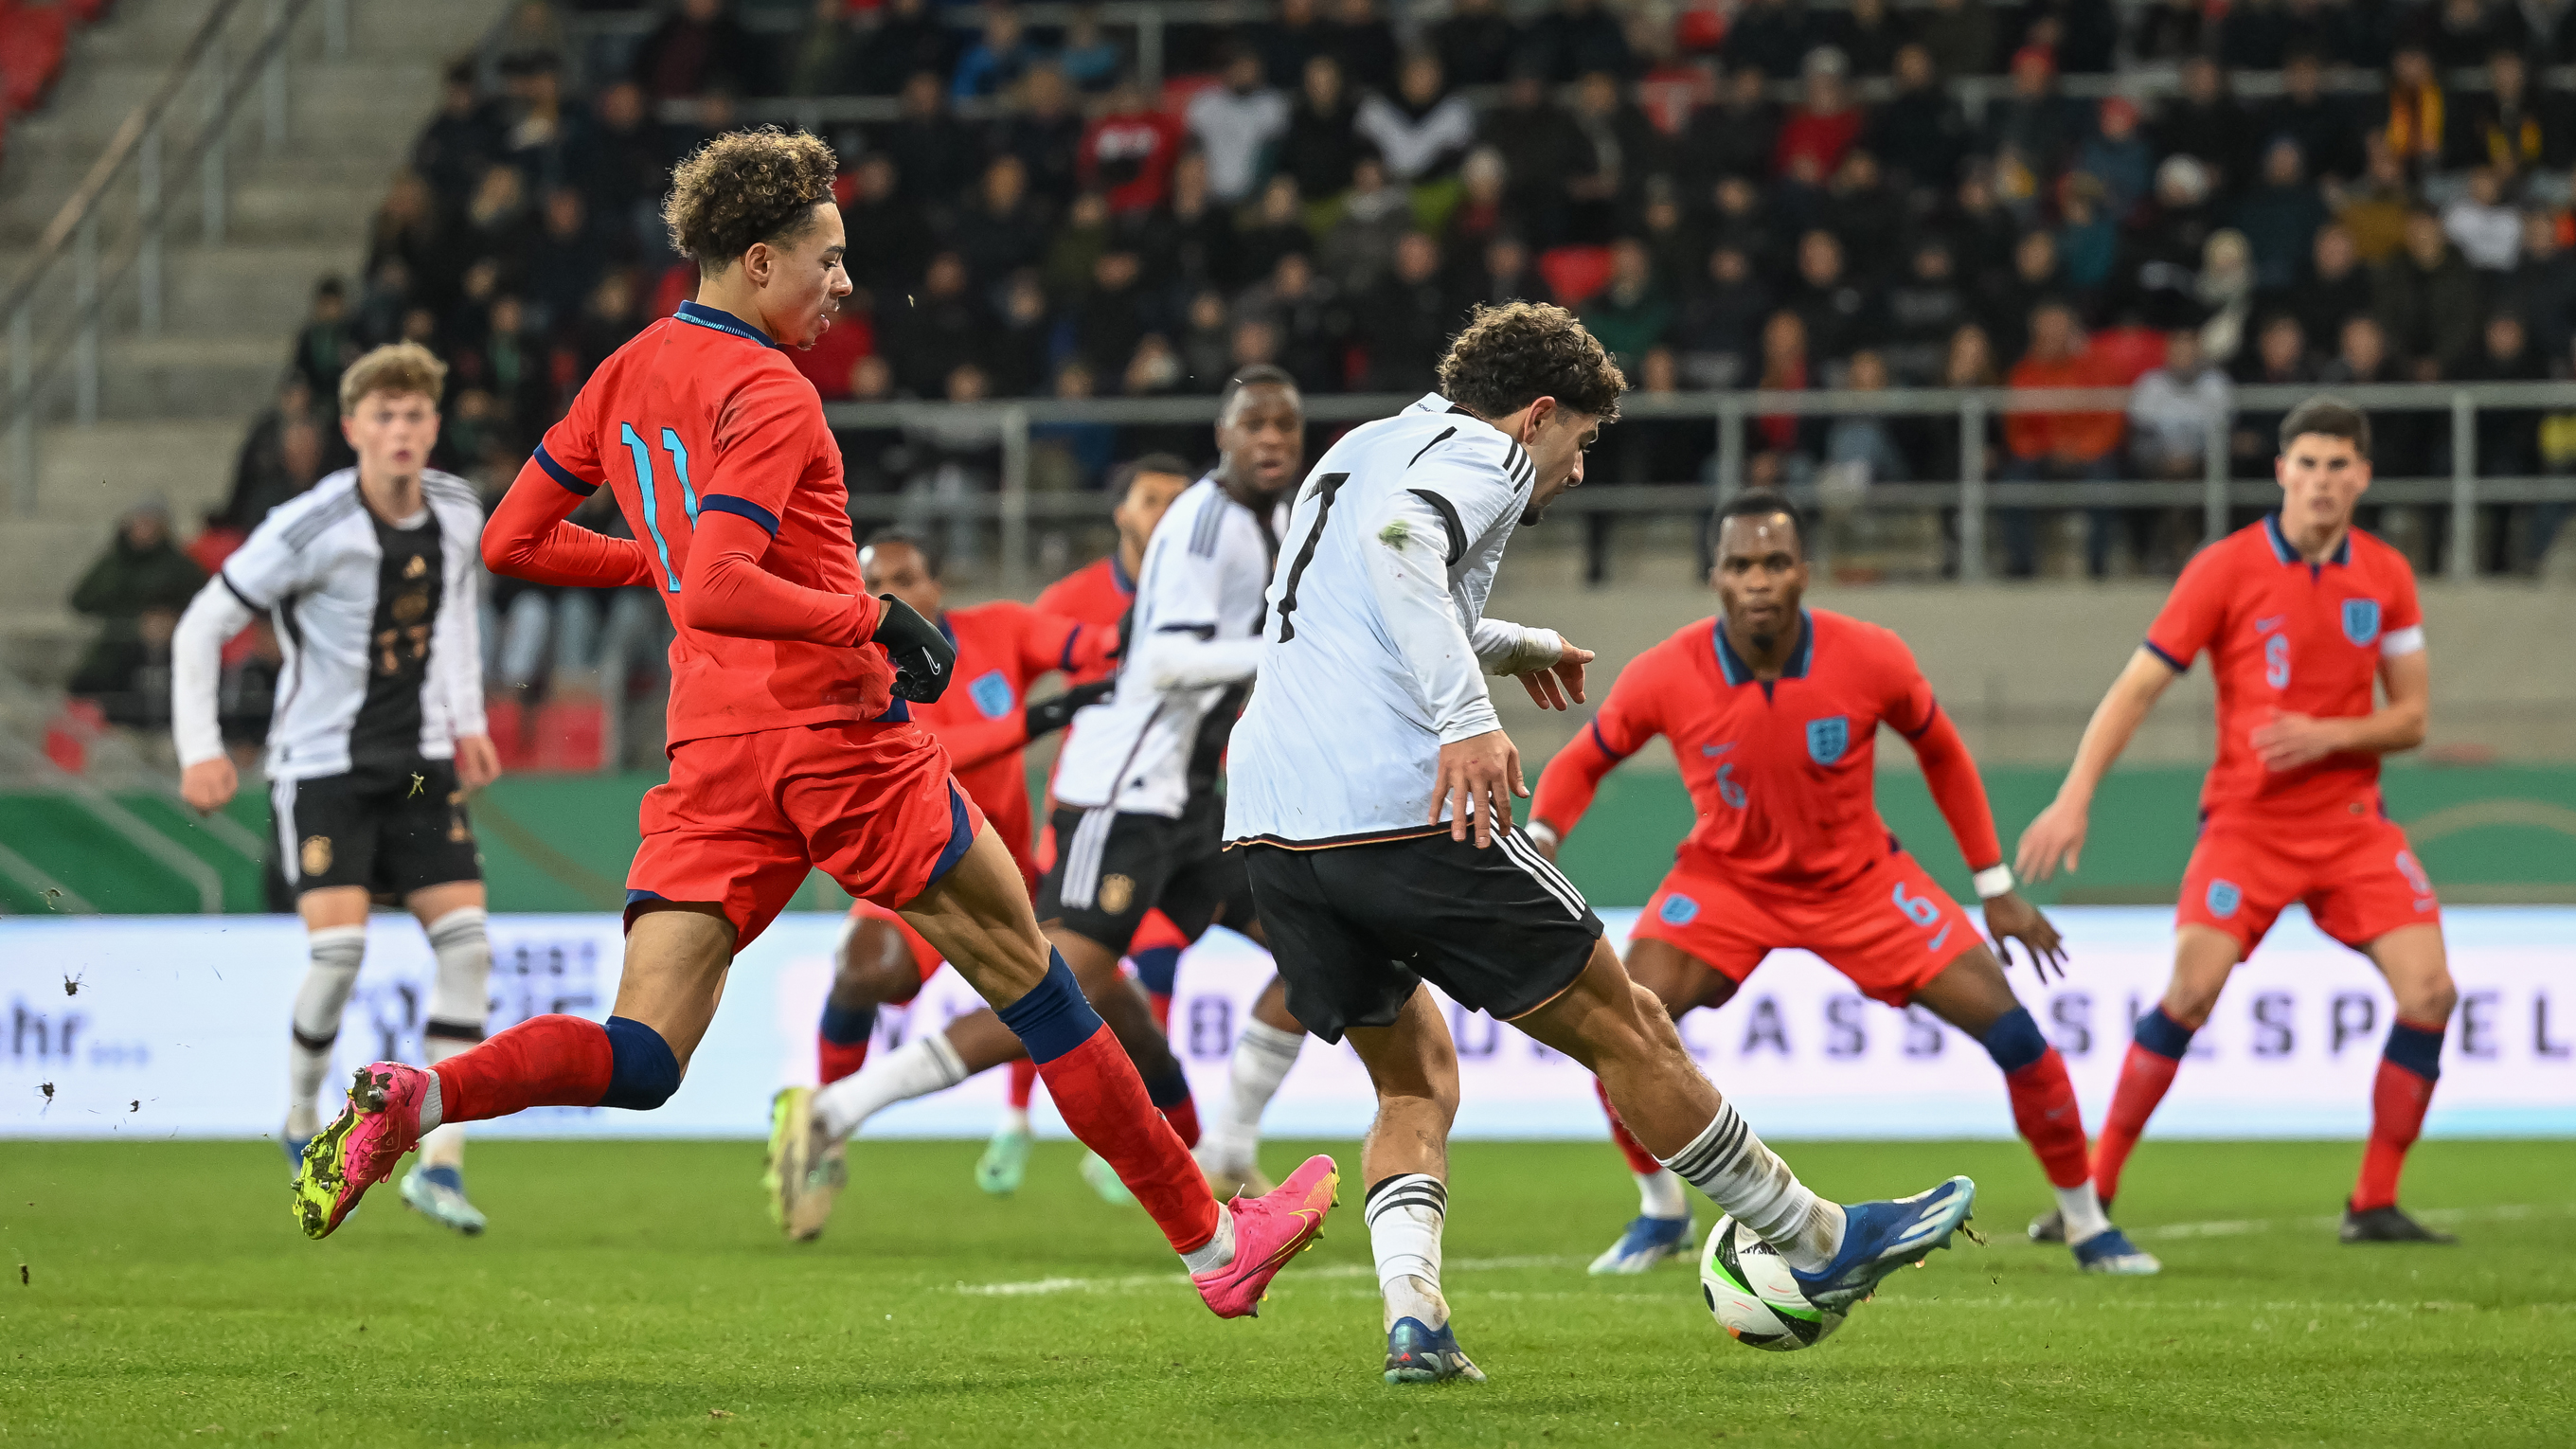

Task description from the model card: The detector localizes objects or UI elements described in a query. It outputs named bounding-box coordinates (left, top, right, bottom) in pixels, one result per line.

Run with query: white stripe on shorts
left=1058, top=807, right=1117, bottom=910
left=1499, top=831, right=1584, bottom=920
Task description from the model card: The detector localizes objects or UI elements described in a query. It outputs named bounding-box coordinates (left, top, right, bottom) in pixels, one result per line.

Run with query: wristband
left=1525, top=821, right=1561, bottom=850
left=1973, top=864, right=2014, bottom=900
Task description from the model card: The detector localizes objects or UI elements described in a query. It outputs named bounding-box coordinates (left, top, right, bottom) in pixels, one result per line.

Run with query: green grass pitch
left=4, top=1137, right=2571, bottom=1447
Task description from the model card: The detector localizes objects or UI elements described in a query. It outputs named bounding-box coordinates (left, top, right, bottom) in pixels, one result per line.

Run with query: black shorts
left=1037, top=796, right=1256, bottom=955
left=1242, top=829, right=1603, bottom=1044
left=271, top=758, right=482, bottom=898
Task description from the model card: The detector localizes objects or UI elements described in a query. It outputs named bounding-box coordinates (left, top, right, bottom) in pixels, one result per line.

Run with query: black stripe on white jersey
left=1187, top=482, right=1226, bottom=558
left=281, top=492, right=363, bottom=551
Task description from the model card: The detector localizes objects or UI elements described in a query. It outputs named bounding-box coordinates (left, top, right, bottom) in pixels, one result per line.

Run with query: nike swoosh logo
left=2256, top=615, right=2287, bottom=633
left=1245, top=1207, right=1328, bottom=1276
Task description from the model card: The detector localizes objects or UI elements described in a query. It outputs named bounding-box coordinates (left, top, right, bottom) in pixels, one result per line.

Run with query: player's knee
left=2399, top=970, right=2459, bottom=1026
left=424, top=905, right=491, bottom=1026
left=601, top=1015, right=683, bottom=1109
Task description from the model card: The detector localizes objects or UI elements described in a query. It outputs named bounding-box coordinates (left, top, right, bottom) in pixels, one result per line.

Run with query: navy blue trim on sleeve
left=1899, top=699, right=1942, bottom=742
left=533, top=444, right=599, bottom=496
left=1058, top=625, right=1082, bottom=673
left=2143, top=639, right=2190, bottom=673
left=218, top=568, right=265, bottom=612
left=700, top=493, right=780, bottom=535
left=1587, top=718, right=1631, bottom=761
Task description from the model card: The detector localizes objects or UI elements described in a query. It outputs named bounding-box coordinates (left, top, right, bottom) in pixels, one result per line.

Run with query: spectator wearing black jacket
left=1433, top=0, right=1523, bottom=87
left=1525, top=0, right=1635, bottom=80
left=633, top=0, right=770, bottom=100
left=850, top=0, right=955, bottom=97
left=1327, top=0, right=1401, bottom=93
left=950, top=154, right=1051, bottom=288
left=1869, top=45, right=1972, bottom=200
left=884, top=251, right=992, bottom=394
left=2260, top=51, right=2366, bottom=185
left=1357, top=233, right=1454, bottom=392
left=1278, top=55, right=1365, bottom=203
left=1480, top=69, right=1587, bottom=246
left=1726, top=0, right=1821, bottom=79
left=989, top=63, right=1086, bottom=208
left=1682, top=66, right=1780, bottom=194
left=878, top=72, right=979, bottom=207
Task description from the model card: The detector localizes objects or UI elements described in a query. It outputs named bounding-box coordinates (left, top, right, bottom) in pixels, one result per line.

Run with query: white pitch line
left=952, top=1255, right=1581, bottom=1297
left=947, top=1205, right=2575, bottom=1297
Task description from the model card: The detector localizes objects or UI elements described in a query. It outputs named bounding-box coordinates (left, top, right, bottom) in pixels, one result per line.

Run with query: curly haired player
left=1226, top=302, right=1977, bottom=1382
left=291, top=128, right=1337, bottom=1317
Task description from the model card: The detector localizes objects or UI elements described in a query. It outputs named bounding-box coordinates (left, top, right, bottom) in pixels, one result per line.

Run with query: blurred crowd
left=202, top=0, right=2576, bottom=606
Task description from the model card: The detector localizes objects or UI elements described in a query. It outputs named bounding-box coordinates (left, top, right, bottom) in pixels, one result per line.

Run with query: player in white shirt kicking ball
left=1223, top=302, right=1979, bottom=1382
left=170, top=343, right=501, bottom=1234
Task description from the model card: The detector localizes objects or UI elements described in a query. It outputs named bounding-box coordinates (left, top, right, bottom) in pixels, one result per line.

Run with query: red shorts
left=843, top=899, right=943, bottom=1000
left=1634, top=850, right=1981, bottom=1007
left=627, top=719, right=984, bottom=951
left=2177, top=807, right=2440, bottom=953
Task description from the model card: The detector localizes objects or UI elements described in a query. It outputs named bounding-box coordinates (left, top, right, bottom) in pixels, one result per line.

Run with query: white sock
left=1658, top=1099, right=1847, bottom=1274
left=286, top=925, right=367, bottom=1137
left=1203, top=1020, right=1302, bottom=1171
left=418, top=1071, right=443, bottom=1133
left=1637, top=1168, right=1687, bottom=1220
left=1178, top=1202, right=1236, bottom=1274
left=418, top=1037, right=469, bottom=1169
left=2056, top=1180, right=2112, bottom=1245
left=998, top=1105, right=1031, bottom=1136
left=1367, top=1173, right=1449, bottom=1330
left=815, top=1032, right=968, bottom=1140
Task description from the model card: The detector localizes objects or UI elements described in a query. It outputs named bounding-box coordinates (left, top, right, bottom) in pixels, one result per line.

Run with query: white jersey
left=170, top=468, right=486, bottom=779
left=1225, top=393, right=1564, bottom=846
left=1050, top=474, right=1280, bottom=817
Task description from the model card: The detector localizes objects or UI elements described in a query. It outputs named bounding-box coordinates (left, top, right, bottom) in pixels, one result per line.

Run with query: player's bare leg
left=293, top=903, right=725, bottom=1239
left=1201, top=974, right=1303, bottom=1200
left=2344, top=923, right=2458, bottom=1243
left=801, top=828, right=1335, bottom=1315
left=1512, top=939, right=1974, bottom=1313
left=1911, top=948, right=2157, bottom=1274
left=1585, top=938, right=1735, bottom=1273
left=1342, top=987, right=1480, bottom=1384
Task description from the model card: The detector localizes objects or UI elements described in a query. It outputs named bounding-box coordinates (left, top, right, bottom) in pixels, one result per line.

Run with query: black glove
left=1024, top=679, right=1114, bottom=741
left=872, top=596, right=956, bottom=703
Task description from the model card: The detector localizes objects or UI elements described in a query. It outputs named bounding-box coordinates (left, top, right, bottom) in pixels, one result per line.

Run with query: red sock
left=1162, top=1094, right=1201, bottom=1150
left=431, top=1013, right=612, bottom=1124
left=2092, top=1043, right=2184, bottom=1204
left=2353, top=1016, right=2445, bottom=1211
left=817, top=1034, right=869, bottom=1086
left=2005, top=1048, right=2092, bottom=1189
left=1006, top=1058, right=1038, bottom=1111
left=1039, top=1025, right=1220, bottom=1253
left=1148, top=992, right=1172, bottom=1031
left=1595, top=1077, right=1663, bottom=1176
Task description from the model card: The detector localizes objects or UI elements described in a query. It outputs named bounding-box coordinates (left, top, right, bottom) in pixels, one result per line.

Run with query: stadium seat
left=0, top=3, right=72, bottom=115
left=1538, top=245, right=1616, bottom=309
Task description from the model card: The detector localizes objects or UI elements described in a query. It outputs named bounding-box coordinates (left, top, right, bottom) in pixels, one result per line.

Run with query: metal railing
left=823, top=380, right=2576, bottom=588
left=1, top=0, right=347, bottom=515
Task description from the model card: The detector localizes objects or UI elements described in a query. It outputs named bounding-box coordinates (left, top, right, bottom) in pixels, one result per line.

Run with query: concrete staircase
left=0, top=0, right=510, bottom=683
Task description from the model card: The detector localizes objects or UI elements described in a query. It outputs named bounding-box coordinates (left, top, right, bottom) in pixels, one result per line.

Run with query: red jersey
left=919, top=599, right=1115, bottom=878
left=1533, top=609, right=2003, bottom=896
left=2144, top=515, right=2424, bottom=821
left=1033, top=554, right=1135, bottom=687
left=528, top=300, right=891, bottom=745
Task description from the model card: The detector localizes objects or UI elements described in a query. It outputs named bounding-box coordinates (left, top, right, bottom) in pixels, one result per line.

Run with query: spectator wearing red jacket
left=1081, top=80, right=1185, bottom=214
left=1774, top=46, right=1862, bottom=183
left=2002, top=299, right=2128, bottom=578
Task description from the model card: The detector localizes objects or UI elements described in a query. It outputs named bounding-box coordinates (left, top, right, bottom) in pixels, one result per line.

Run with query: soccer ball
left=1698, top=1214, right=1844, bottom=1351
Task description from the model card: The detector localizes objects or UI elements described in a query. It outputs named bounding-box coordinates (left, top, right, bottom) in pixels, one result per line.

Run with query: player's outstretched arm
left=2017, top=647, right=2179, bottom=882
left=2250, top=645, right=2429, bottom=771
left=170, top=577, right=256, bottom=813
left=1526, top=728, right=1623, bottom=860
left=480, top=456, right=655, bottom=588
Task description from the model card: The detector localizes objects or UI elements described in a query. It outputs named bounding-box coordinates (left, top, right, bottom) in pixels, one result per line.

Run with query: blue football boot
left=1384, top=1317, right=1487, bottom=1385
left=1586, top=1212, right=1694, bottom=1275
left=2073, top=1225, right=2161, bottom=1274
left=1790, top=1174, right=1977, bottom=1314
